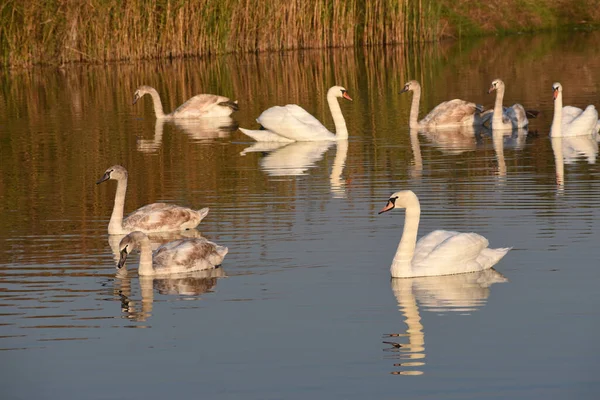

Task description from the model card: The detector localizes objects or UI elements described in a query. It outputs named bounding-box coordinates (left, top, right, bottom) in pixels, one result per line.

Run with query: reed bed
left=0, top=0, right=439, bottom=67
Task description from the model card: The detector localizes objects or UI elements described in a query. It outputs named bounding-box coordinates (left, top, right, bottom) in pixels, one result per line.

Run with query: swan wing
left=257, top=105, right=332, bottom=141
left=561, top=106, right=584, bottom=125
left=504, top=104, right=529, bottom=127
left=413, top=231, right=492, bottom=275
left=420, top=99, right=479, bottom=127
left=153, top=238, right=228, bottom=273
left=172, top=94, right=236, bottom=118
left=564, top=105, right=599, bottom=135
left=123, top=203, right=204, bottom=232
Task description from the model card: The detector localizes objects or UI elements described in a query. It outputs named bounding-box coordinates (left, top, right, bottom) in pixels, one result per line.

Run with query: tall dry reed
left=0, top=0, right=440, bottom=67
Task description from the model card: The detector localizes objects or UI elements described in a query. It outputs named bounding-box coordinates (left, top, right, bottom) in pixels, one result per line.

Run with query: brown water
left=1, top=31, right=600, bottom=399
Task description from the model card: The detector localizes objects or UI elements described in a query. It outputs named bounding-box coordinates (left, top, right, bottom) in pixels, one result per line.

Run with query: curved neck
left=551, top=92, right=563, bottom=137
left=148, top=88, right=167, bottom=119
left=327, top=93, right=348, bottom=140
left=137, top=237, right=155, bottom=276
left=492, top=86, right=505, bottom=126
left=391, top=197, right=421, bottom=278
left=409, top=86, right=421, bottom=129
left=108, top=177, right=127, bottom=234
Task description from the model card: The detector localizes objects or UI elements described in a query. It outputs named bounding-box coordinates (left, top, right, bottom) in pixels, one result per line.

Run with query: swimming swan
left=239, top=86, right=352, bottom=142
left=97, top=165, right=209, bottom=235
left=378, top=190, right=510, bottom=278
left=133, top=85, right=238, bottom=119
left=117, top=231, right=228, bottom=275
left=550, top=82, right=600, bottom=137
left=485, top=79, right=530, bottom=130
left=400, top=80, right=484, bottom=129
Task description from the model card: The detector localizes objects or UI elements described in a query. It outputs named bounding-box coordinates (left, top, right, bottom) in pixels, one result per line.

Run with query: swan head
left=117, top=231, right=147, bottom=269
left=552, top=82, right=562, bottom=100
left=96, top=165, right=128, bottom=185
left=399, top=80, right=421, bottom=94
left=378, top=190, right=420, bottom=214
left=133, top=86, right=154, bottom=105
left=328, top=86, right=353, bottom=101
left=488, top=79, right=505, bottom=94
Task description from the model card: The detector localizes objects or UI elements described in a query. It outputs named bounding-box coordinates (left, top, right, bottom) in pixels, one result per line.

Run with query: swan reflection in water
left=551, top=134, right=598, bottom=189
left=384, top=269, right=507, bottom=376
left=240, top=140, right=348, bottom=197
left=113, top=265, right=225, bottom=323
left=138, top=117, right=239, bottom=153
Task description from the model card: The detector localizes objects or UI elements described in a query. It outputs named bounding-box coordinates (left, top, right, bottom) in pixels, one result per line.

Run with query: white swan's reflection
left=138, top=117, right=238, bottom=153
left=551, top=134, right=598, bottom=188
left=490, top=128, right=527, bottom=181
left=114, top=268, right=225, bottom=322
left=385, top=269, right=507, bottom=375
left=259, top=141, right=334, bottom=176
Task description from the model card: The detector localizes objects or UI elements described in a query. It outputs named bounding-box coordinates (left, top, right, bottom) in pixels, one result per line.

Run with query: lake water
left=1, top=31, right=600, bottom=399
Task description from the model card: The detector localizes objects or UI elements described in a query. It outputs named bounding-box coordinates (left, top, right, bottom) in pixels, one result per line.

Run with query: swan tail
left=239, top=127, right=294, bottom=142
left=209, top=245, right=229, bottom=266
left=196, top=207, right=210, bottom=220
left=480, top=247, right=511, bottom=268
left=219, top=100, right=239, bottom=111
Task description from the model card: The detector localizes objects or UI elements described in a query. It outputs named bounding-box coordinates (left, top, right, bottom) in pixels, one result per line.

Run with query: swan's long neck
left=327, top=93, right=348, bottom=140
left=409, top=86, right=422, bottom=129
left=492, top=86, right=505, bottom=126
left=137, top=237, right=155, bottom=276
left=551, top=91, right=563, bottom=137
left=391, top=196, right=421, bottom=278
left=148, top=88, right=167, bottom=119
left=108, top=177, right=127, bottom=234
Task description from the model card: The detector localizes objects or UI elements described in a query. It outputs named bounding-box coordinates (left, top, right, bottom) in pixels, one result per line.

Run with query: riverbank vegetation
left=1, top=0, right=598, bottom=68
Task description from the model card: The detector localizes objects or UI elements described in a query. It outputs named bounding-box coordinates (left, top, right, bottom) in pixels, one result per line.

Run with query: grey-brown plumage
left=117, top=231, right=228, bottom=276
left=97, top=165, right=209, bottom=235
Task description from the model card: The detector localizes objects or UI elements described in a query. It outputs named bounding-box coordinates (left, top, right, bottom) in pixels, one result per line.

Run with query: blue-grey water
left=1, top=32, right=600, bottom=399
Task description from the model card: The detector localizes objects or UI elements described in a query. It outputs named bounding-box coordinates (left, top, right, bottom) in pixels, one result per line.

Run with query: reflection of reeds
left=1, top=32, right=600, bottom=256
left=1, top=0, right=439, bottom=67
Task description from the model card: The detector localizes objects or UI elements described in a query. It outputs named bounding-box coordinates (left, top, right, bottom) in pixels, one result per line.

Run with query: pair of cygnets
left=98, top=165, right=510, bottom=278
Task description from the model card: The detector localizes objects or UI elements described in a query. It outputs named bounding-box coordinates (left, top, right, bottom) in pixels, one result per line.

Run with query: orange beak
left=378, top=200, right=395, bottom=214
left=553, top=88, right=559, bottom=100
left=343, top=92, right=353, bottom=101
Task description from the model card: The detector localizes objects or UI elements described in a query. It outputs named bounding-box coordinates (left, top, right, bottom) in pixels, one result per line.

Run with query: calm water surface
left=1, top=32, right=600, bottom=399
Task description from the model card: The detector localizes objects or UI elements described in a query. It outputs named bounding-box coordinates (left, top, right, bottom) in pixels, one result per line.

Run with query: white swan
left=378, top=190, right=510, bottom=278
left=550, top=82, right=600, bottom=137
left=97, top=165, right=209, bottom=235
left=239, top=86, right=352, bottom=142
left=485, top=79, right=530, bottom=130
left=133, top=85, right=238, bottom=119
left=117, top=231, right=228, bottom=275
left=400, top=80, right=484, bottom=129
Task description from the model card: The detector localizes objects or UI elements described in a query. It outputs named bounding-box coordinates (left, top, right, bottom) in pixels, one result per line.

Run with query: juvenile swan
left=551, top=82, right=600, bottom=137
left=117, top=231, right=228, bottom=275
left=378, top=190, right=510, bottom=278
left=97, top=165, right=209, bottom=235
left=399, top=80, right=484, bottom=129
left=239, top=86, right=352, bottom=142
left=133, top=85, right=238, bottom=119
left=485, top=79, right=530, bottom=130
